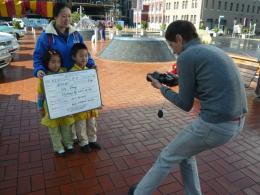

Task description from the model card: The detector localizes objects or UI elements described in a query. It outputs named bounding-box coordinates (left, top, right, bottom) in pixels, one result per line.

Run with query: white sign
left=43, top=69, right=102, bottom=119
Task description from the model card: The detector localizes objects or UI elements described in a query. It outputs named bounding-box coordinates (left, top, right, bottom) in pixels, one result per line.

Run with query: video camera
left=146, top=71, right=178, bottom=87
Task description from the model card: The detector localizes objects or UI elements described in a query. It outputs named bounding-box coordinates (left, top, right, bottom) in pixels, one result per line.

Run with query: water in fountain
left=75, top=15, right=97, bottom=30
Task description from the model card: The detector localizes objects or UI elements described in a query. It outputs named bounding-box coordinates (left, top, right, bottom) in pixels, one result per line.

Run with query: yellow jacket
left=37, top=68, right=75, bottom=128
left=70, top=64, right=99, bottom=121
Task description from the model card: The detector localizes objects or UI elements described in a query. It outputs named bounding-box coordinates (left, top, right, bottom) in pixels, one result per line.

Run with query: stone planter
left=109, top=31, right=115, bottom=39
left=116, top=30, right=122, bottom=36
left=140, top=29, right=146, bottom=36
left=160, top=30, right=165, bottom=36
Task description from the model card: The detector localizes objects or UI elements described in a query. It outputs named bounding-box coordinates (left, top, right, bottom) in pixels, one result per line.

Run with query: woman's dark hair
left=165, top=20, right=199, bottom=42
left=53, top=2, right=70, bottom=18
left=42, top=49, right=62, bottom=70
left=71, top=43, right=88, bottom=58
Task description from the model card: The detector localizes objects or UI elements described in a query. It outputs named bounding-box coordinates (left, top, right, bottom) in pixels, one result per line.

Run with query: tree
left=71, top=11, right=80, bottom=24
left=141, top=21, right=148, bottom=30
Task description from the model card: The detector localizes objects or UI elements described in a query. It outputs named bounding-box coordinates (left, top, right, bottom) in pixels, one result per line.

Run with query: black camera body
left=147, top=71, right=178, bottom=87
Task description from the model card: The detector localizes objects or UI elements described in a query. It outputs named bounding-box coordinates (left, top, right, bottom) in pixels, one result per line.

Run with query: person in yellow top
left=70, top=43, right=101, bottom=153
left=37, top=49, right=74, bottom=157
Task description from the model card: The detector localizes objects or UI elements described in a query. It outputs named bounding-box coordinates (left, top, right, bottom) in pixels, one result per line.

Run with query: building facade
left=139, top=0, right=260, bottom=33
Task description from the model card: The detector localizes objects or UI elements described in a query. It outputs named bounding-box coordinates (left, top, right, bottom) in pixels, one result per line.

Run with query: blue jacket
left=33, top=21, right=95, bottom=76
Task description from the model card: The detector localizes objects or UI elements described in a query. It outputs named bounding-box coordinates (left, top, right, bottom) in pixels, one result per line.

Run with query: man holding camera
left=129, top=21, right=248, bottom=195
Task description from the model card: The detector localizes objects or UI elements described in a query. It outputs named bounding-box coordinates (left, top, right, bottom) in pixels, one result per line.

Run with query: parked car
left=0, top=32, right=20, bottom=58
left=0, top=21, right=13, bottom=27
left=0, top=46, right=12, bottom=70
left=0, top=24, right=25, bottom=39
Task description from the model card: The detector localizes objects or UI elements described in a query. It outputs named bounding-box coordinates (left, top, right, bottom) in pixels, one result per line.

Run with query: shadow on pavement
left=0, top=64, right=33, bottom=83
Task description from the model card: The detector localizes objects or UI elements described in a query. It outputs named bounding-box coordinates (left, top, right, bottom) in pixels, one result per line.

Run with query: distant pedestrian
left=98, top=21, right=106, bottom=41
left=129, top=20, right=248, bottom=195
left=37, top=49, right=74, bottom=157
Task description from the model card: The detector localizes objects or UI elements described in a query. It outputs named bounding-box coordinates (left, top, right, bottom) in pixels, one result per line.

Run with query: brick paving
left=0, top=33, right=259, bottom=195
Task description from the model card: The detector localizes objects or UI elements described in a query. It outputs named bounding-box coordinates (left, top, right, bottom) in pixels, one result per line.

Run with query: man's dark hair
left=71, top=43, right=88, bottom=57
left=53, top=3, right=70, bottom=18
left=42, top=49, right=63, bottom=70
left=165, top=20, right=199, bottom=42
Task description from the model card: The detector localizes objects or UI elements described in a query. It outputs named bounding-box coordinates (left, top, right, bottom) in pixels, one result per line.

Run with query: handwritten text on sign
left=43, top=69, right=102, bottom=119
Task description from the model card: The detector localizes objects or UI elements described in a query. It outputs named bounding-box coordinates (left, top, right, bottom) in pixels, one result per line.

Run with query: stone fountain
left=99, top=34, right=175, bottom=62
left=76, top=16, right=97, bottom=40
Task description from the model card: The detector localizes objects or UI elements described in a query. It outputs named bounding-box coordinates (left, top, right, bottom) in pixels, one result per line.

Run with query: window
left=252, top=5, right=255, bottom=13
left=241, top=4, right=244, bottom=12
left=230, top=2, right=233, bottom=11
left=218, top=1, right=221, bottom=10
left=205, top=0, right=208, bottom=8
left=194, top=15, right=197, bottom=24
left=182, top=1, right=188, bottom=9
left=236, top=3, right=239, bottom=12
left=212, top=0, right=215, bottom=9
left=191, top=0, right=197, bottom=8
left=224, top=2, right=227, bottom=10
left=169, top=3, right=171, bottom=10
left=247, top=5, right=250, bottom=13
left=177, top=2, right=179, bottom=9
left=257, top=6, right=260, bottom=14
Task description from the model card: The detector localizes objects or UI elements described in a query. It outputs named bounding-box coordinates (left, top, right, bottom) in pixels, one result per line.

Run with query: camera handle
left=158, top=100, right=167, bottom=118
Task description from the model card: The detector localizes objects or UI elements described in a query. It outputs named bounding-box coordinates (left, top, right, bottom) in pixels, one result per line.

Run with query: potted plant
left=141, top=21, right=148, bottom=36
left=241, top=27, right=249, bottom=39
left=115, top=23, right=123, bottom=35
left=160, top=23, right=166, bottom=36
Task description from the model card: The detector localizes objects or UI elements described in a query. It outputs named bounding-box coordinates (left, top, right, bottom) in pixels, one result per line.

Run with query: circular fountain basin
left=78, top=29, right=95, bottom=40
left=99, top=36, right=175, bottom=62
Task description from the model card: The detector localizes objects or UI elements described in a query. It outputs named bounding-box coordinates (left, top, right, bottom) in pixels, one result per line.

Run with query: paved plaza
left=0, top=33, right=260, bottom=195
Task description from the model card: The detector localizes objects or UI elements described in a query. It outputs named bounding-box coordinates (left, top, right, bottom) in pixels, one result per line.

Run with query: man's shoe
left=80, top=144, right=92, bottom=153
left=89, top=142, right=101, bottom=150
left=128, top=184, right=137, bottom=195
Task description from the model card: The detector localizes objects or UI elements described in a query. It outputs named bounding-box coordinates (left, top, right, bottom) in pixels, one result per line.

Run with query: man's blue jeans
left=134, top=116, right=245, bottom=195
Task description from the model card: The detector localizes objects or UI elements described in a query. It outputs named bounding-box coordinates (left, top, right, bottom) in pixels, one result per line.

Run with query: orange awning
left=0, top=0, right=53, bottom=18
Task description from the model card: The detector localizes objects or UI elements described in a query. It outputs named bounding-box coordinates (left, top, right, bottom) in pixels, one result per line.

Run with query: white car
left=0, top=32, right=19, bottom=58
left=0, top=46, right=12, bottom=70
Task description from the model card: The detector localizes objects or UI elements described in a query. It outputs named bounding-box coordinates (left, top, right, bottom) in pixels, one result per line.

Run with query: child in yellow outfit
left=70, top=43, right=101, bottom=153
left=37, top=49, right=74, bottom=157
